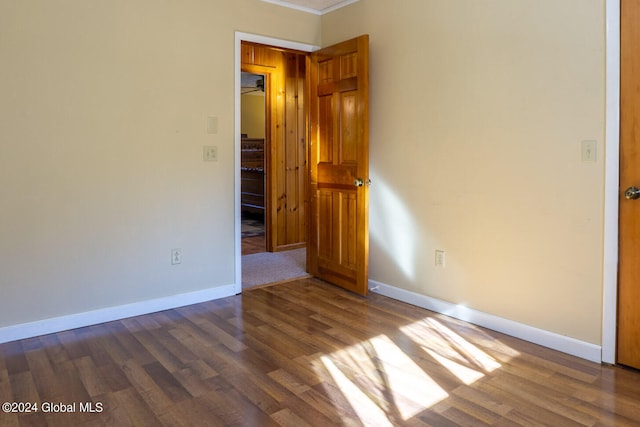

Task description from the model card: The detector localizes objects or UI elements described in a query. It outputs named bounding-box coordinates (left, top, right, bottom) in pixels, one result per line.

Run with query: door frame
left=234, top=32, right=319, bottom=294
left=601, top=0, right=619, bottom=365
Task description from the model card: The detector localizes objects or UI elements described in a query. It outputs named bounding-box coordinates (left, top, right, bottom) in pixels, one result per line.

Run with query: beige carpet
left=242, top=248, right=310, bottom=289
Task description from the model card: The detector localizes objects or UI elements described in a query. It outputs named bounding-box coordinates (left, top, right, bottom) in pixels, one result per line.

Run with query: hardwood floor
left=242, top=235, right=265, bottom=255
left=1, top=278, right=639, bottom=426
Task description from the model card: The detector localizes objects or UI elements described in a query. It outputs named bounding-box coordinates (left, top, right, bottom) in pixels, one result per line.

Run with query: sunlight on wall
left=369, top=177, right=419, bottom=281
left=313, top=316, right=519, bottom=423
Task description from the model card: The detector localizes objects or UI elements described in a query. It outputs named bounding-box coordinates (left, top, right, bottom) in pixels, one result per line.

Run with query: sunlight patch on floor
left=426, top=318, right=502, bottom=372
left=424, top=348, right=485, bottom=385
left=316, top=333, right=449, bottom=423
left=369, top=334, right=449, bottom=419
left=401, top=318, right=505, bottom=375
left=321, top=356, right=395, bottom=426
left=313, top=314, right=521, bottom=424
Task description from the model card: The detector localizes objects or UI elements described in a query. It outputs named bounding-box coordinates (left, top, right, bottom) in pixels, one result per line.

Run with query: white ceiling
left=261, top=0, right=359, bottom=15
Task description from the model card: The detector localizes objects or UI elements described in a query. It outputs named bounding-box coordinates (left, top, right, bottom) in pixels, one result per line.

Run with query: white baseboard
left=0, top=284, right=237, bottom=344
left=1, top=280, right=602, bottom=364
left=369, top=280, right=602, bottom=363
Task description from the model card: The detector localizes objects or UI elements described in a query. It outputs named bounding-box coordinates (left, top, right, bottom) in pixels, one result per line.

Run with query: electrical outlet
left=435, top=250, right=446, bottom=267
left=203, top=145, right=218, bottom=161
left=171, top=248, right=182, bottom=265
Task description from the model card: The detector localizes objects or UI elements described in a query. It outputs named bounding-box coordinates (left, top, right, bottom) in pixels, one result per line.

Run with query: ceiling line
left=260, top=0, right=359, bottom=15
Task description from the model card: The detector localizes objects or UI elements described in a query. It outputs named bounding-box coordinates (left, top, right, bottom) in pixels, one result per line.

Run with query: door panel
left=618, top=0, right=640, bottom=369
left=308, top=35, right=370, bottom=295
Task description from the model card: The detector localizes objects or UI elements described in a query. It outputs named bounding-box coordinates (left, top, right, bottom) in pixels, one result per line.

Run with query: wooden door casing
left=308, top=35, right=370, bottom=295
left=618, top=0, right=640, bottom=369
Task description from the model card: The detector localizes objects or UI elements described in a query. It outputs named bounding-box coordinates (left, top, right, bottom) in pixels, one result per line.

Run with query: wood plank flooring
left=242, top=235, right=265, bottom=255
left=1, top=278, right=639, bottom=426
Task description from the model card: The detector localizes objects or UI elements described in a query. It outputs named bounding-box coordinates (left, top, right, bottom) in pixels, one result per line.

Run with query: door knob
left=625, top=186, right=640, bottom=200
left=354, top=178, right=371, bottom=187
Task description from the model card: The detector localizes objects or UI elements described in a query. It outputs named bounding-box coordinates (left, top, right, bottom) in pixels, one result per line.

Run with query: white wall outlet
left=581, top=140, right=597, bottom=162
left=435, top=250, right=446, bottom=267
left=203, top=146, right=218, bottom=161
left=171, top=248, right=182, bottom=265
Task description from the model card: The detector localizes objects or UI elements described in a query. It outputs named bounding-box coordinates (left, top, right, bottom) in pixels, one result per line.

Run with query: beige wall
left=0, top=0, right=319, bottom=327
left=0, top=0, right=608, bottom=348
left=323, top=0, right=606, bottom=344
left=241, top=93, right=266, bottom=139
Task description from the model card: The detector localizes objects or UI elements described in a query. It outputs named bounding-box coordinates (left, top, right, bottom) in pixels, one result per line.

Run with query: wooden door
left=307, top=35, right=370, bottom=295
left=618, top=0, right=640, bottom=369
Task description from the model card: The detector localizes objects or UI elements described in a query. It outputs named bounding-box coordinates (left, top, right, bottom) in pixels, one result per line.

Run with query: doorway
left=240, top=71, right=267, bottom=255
left=238, top=39, right=311, bottom=290
left=234, top=33, right=371, bottom=297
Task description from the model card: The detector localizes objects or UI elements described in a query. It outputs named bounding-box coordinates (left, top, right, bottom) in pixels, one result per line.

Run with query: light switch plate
left=581, top=140, right=597, bottom=162
left=171, top=248, right=182, bottom=265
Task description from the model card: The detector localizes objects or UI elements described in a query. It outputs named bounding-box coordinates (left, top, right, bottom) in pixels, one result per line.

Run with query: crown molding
left=261, top=0, right=359, bottom=16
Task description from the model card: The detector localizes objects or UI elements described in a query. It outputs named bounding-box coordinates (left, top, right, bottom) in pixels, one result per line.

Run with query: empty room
left=1, top=0, right=638, bottom=425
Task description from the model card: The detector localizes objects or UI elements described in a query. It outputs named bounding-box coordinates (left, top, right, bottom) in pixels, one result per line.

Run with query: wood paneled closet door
left=618, top=0, right=640, bottom=369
